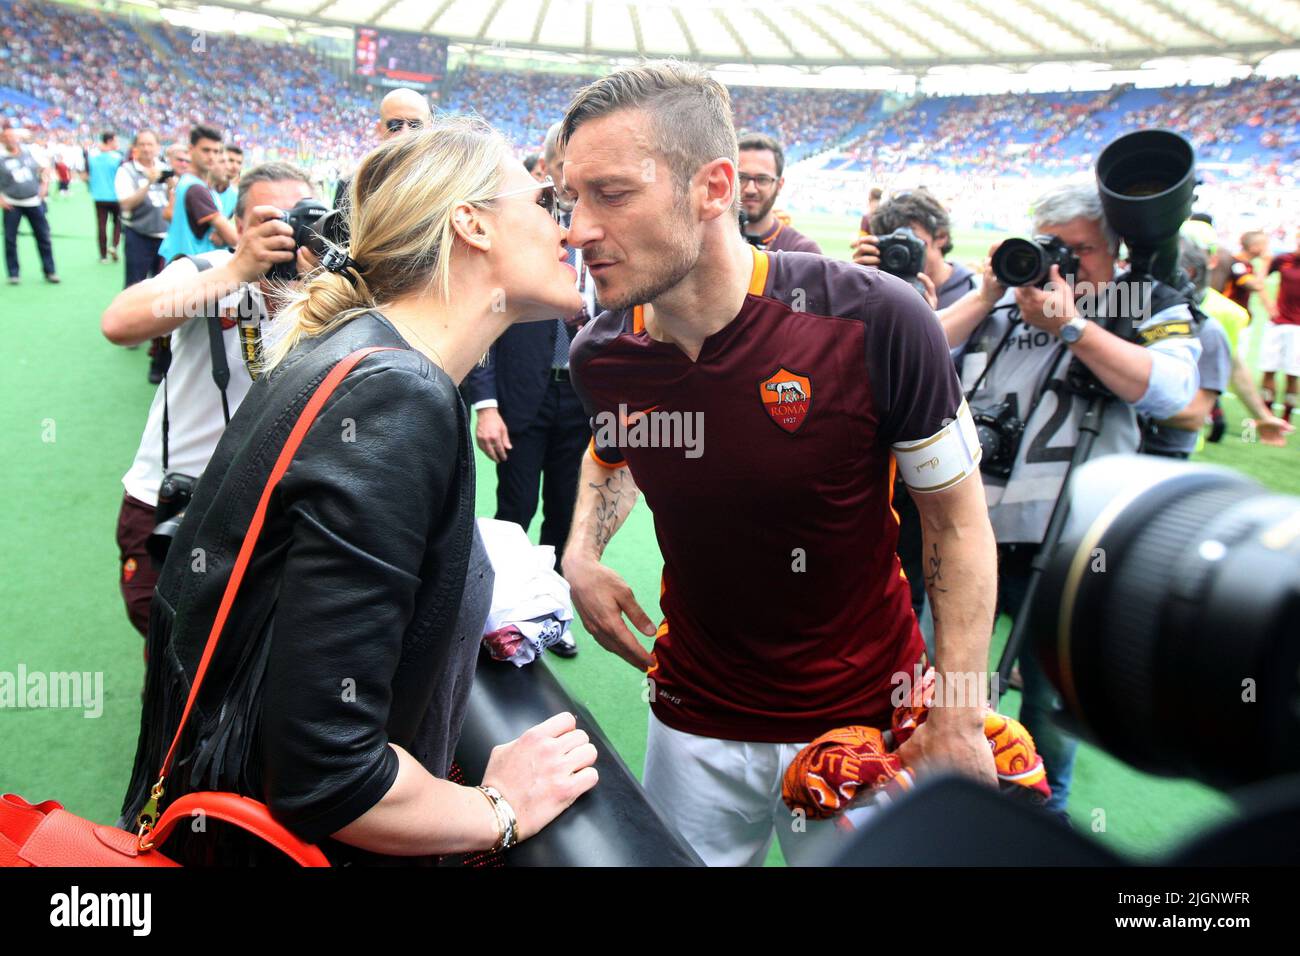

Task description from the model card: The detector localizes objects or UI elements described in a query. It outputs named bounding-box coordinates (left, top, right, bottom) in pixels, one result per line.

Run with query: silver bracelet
left=477, top=785, right=518, bottom=853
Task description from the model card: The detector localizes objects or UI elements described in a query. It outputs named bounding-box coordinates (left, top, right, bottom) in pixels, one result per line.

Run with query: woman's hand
left=481, top=711, right=599, bottom=841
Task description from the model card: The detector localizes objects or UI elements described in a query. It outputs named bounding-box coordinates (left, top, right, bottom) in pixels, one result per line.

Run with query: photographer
left=114, top=129, right=170, bottom=288
left=936, top=182, right=1202, bottom=818
left=101, top=162, right=315, bottom=636
left=853, top=188, right=974, bottom=309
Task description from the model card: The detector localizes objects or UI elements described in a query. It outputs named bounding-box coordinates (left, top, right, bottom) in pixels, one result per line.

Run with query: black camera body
left=266, top=199, right=348, bottom=283
left=971, top=397, right=1025, bottom=480
left=147, top=472, right=198, bottom=566
left=157, top=167, right=176, bottom=184
left=992, top=235, right=1079, bottom=288
left=876, top=227, right=927, bottom=280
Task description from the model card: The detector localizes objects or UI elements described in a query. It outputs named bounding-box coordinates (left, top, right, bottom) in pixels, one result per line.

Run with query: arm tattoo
left=924, top=542, right=948, bottom=594
left=590, top=469, right=632, bottom=556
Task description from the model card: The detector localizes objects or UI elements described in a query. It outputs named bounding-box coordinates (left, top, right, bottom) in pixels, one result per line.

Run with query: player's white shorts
left=1259, top=323, right=1300, bottom=377
left=643, top=711, right=876, bottom=866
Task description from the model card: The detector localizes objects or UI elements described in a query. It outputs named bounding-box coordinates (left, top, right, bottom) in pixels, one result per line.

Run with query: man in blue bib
left=88, top=131, right=123, bottom=263
left=158, top=124, right=238, bottom=264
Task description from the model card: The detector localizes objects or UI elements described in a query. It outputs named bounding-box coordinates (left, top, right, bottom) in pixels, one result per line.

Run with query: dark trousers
left=115, top=492, right=159, bottom=638
left=2, top=202, right=56, bottom=278
left=494, top=377, right=589, bottom=568
left=95, top=200, right=122, bottom=257
left=123, top=228, right=164, bottom=288
left=997, top=543, right=1079, bottom=818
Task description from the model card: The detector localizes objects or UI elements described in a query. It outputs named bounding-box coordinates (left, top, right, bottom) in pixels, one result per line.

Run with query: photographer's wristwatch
left=1059, top=315, right=1088, bottom=345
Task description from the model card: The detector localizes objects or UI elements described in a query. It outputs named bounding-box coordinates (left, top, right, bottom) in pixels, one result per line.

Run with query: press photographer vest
left=960, top=290, right=1142, bottom=544
left=0, top=148, right=42, bottom=204
left=120, top=163, right=169, bottom=238
left=158, top=173, right=217, bottom=262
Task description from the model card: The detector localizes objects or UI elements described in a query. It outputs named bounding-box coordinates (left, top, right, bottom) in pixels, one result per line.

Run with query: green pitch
left=4, top=192, right=1294, bottom=864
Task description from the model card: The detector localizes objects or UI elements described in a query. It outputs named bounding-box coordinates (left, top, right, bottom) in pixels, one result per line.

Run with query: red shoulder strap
left=157, top=346, right=401, bottom=780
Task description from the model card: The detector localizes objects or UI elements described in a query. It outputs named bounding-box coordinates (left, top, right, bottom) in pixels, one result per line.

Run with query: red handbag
left=1, top=346, right=398, bottom=867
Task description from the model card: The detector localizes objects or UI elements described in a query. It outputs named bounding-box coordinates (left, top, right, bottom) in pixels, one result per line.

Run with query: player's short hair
left=234, top=162, right=311, bottom=219
left=869, top=187, right=883, bottom=201
left=872, top=188, right=954, bottom=256
left=1189, top=211, right=1214, bottom=225
left=738, top=132, right=784, bottom=178
left=190, top=123, right=222, bottom=147
left=132, top=129, right=158, bottom=147
left=101, top=131, right=116, bottom=144
left=225, top=143, right=244, bottom=156
left=523, top=152, right=541, bottom=174
left=561, top=59, right=736, bottom=203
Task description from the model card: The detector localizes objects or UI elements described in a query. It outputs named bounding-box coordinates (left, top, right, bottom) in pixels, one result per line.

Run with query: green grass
left=5, top=191, right=1293, bottom=864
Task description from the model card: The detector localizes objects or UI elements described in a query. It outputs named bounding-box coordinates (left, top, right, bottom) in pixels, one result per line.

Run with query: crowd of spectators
left=842, top=78, right=1300, bottom=182
left=2, top=0, right=1298, bottom=207
left=2, top=0, right=880, bottom=173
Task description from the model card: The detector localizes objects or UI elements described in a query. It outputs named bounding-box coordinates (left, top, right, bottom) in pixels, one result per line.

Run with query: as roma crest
left=758, top=367, right=813, bottom=434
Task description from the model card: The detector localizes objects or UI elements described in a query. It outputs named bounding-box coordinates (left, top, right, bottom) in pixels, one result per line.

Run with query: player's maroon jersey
left=1269, top=252, right=1300, bottom=325
left=569, top=248, right=966, bottom=742
left=755, top=218, right=821, bottom=254
left=1223, top=253, right=1258, bottom=311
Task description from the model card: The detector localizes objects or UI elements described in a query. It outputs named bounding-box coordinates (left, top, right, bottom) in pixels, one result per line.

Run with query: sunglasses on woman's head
left=486, top=177, right=561, bottom=224
left=385, top=118, right=424, bottom=133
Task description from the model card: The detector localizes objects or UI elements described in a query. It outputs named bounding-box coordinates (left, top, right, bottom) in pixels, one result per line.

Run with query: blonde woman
left=121, top=119, right=597, bottom=865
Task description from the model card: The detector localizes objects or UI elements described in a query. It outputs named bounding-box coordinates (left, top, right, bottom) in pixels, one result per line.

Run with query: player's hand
left=0, top=198, right=11, bottom=212
left=851, top=234, right=880, bottom=268
left=475, top=407, right=512, bottom=462
left=980, top=242, right=1007, bottom=307
left=230, top=206, right=295, bottom=283
left=895, top=715, right=997, bottom=788
left=917, top=271, right=938, bottom=310
left=481, top=711, right=598, bottom=842
left=564, top=555, right=655, bottom=670
left=1253, top=413, right=1293, bottom=447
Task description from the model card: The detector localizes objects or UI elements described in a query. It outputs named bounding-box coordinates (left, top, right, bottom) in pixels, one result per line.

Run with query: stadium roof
left=181, top=0, right=1300, bottom=70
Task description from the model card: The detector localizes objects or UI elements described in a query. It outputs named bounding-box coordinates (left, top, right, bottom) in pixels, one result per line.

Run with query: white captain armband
left=891, top=400, right=982, bottom=493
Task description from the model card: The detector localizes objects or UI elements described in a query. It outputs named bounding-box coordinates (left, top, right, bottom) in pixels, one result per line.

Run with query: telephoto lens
left=1028, top=454, right=1300, bottom=790
left=991, top=235, right=1079, bottom=288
